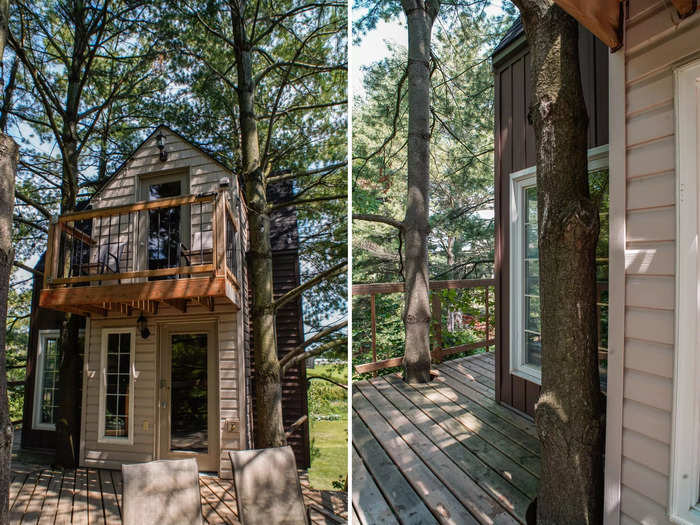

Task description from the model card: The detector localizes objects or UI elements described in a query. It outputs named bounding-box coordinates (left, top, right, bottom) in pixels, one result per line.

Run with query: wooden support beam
left=39, top=277, right=228, bottom=309
left=164, top=299, right=188, bottom=313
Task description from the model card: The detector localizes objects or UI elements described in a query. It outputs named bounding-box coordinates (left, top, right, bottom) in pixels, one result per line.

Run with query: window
left=33, top=330, right=61, bottom=430
left=509, top=146, right=609, bottom=386
left=98, top=328, right=135, bottom=444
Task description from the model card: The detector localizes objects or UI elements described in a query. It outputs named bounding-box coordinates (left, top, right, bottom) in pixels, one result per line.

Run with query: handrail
left=353, top=278, right=495, bottom=375
left=57, top=192, right=217, bottom=223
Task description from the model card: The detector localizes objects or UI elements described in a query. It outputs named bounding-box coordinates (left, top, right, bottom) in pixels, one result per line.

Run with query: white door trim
left=670, top=58, right=700, bottom=525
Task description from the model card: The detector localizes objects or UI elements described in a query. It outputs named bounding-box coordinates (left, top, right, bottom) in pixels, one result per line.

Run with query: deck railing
left=352, top=278, right=495, bottom=375
left=43, top=190, right=239, bottom=289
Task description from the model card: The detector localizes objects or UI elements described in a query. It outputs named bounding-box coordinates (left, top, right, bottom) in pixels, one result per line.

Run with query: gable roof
left=492, top=18, right=523, bottom=57
left=90, top=124, right=235, bottom=204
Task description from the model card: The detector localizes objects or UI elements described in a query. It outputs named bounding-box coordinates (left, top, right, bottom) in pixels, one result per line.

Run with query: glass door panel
left=170, top=333, right=208, bottom=453
left=147, top=180, right=181, bottom=277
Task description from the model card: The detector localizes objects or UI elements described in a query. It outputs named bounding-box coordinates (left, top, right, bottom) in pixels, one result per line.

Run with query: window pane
left=103, top=332, right=130, bottom=439
left=38, top=337, right=61, bottom=425
left=526, top=332, right=542, bottom=367
left=518, top=167, right=609, bottom=388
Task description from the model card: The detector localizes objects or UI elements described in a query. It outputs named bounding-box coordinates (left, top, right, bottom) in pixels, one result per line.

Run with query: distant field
left=306, top=364, right=348, bottom=490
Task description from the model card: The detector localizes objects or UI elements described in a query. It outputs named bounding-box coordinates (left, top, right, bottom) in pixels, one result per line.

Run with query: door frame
left=157, top=321, right=219, bottom=471
left=670, top=58, right=700, bottom=524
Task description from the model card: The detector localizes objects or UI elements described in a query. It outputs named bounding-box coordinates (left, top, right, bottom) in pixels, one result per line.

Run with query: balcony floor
left=39, top=275, right=239, bottom=317
left=352, top=352, right=540, bottom=524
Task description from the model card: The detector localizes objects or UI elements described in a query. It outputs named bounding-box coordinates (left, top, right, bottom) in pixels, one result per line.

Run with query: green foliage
left=307, top=364, right=347, bottom=419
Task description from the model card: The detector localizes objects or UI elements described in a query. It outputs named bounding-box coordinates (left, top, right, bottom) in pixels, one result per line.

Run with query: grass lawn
left=307, top=418, right=348, bottom=490
left=306, top=363, right=348, bottom=490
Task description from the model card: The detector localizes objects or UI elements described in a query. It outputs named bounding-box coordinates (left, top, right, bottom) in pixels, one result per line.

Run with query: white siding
left=614, top=3, right=700, bottom=523
left=80, top=306, right=241, bottom=476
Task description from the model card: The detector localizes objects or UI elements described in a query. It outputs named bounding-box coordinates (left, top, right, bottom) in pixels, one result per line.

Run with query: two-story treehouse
left=21, top=125, right=309, bottom=478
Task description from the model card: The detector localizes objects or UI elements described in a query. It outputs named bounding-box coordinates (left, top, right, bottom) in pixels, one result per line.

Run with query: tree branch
left=279, top=319, right=347, bottom=371
left=352, top=214, right=404, bottom=230
left=282, top=338, right=347, bottom=375
left=15, top=190, right=52, bottom=220
left=272, top=261, right=347, bottom=312
left=269, top=194, right=346, bottom=211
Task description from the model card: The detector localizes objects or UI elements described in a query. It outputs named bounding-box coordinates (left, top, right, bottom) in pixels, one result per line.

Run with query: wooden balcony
left=39, top=191, right=242, bottom=317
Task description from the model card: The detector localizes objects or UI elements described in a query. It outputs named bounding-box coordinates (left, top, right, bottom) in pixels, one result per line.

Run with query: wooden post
left=370, top=293, right=377, bottom=377
left=484, top=286, right=490, bottom=348
left=44, top=221, right=60, bottom=288
left=431, top=291, right=443, bottom=362
left=214, top=192, right=227, bottom=276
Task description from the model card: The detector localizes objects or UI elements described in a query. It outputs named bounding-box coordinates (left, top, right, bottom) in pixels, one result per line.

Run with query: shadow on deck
left=352, top=352, right=540, bottom=524
left=10, top=458, right=347, bottom=525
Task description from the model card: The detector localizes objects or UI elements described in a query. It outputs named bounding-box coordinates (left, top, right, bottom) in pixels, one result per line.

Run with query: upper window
left=509, top=146, right=609, bottom=387
left=98, top=328, right=135, bottom=444
left=33, top=330, right=61, bottom=430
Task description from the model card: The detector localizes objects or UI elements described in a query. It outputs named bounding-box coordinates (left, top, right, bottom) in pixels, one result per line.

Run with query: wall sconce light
left=156, top=130, right=168, bottom=162
left=137, top=313, right=150, bottom=339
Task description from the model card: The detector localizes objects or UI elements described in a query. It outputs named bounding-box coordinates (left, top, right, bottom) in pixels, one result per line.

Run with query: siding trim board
left=604, top=48, right=627, bottom=524
left=670, top=57, right=700, bottom=525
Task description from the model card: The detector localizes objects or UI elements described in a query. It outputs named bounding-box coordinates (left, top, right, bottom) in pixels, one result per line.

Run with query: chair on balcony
left=228, top=446, right=346, bottom=525
left=122, top=458, right=203, bottom=525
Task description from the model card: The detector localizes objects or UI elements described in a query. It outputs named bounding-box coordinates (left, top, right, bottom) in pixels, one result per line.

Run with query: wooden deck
left=352, top=352, right=540, bottom=524
left=9, top=463, right=347, bottom=524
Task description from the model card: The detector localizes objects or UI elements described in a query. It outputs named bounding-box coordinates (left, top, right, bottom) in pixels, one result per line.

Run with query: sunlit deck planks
left=9, top=463, right=347, bottom=524
left=352, top=352, right=540, bottom=524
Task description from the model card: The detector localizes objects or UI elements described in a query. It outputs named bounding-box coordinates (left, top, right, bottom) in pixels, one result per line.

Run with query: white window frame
left=98, top=327, right=136, bottom=445
left=509, top=145, right=609, bottom=385
left=32, top=330, right=60, bottom=431
left=670, top=58, right=700, bottom=525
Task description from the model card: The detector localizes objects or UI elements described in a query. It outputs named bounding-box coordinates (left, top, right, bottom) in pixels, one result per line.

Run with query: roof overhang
left=553, top=0, right=696, bottom=49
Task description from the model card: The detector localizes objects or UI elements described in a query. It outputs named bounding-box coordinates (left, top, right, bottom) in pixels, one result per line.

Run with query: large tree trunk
left=0, top=132, right=18, bottom=524
left=401, top=0, right=438, bottom=384
left=55, top=36, right=84, bottom=468
left=514, top=2, right=604, bottom=523
left=231, top=1, right=286, bottom=448
left=0, top=2, right=18, bottom=520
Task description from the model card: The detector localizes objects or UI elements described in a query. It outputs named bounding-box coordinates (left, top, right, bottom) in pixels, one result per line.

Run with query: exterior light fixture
left=156, top=130, right=168, bottom=162
left=137, top=313, right=150, bottom=339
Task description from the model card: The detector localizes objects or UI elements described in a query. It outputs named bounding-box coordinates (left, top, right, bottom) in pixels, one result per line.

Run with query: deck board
left=8, top=466, right=346, bottom=524
left=352, top=352, right=540, bottom=524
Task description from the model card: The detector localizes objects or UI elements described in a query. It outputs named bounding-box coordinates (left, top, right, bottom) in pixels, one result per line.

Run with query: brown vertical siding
left=493, top=25, right=609, bottom=416
left=247, top=250, right=309, bottom=469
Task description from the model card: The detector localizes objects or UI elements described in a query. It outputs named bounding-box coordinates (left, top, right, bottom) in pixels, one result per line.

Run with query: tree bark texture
left=55, top=10, right=87, bottom=467
left=514, top=2, right=604, bottom=523
left=0, top=4, right=16, bottom=521
left=231, top=0, right=286, bottom=448
left=0, top=131, right=18, bottom=525
left=401, top=0, right=438, bottom=384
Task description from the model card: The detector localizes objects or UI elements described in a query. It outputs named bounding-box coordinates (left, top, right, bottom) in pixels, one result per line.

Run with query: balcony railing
left=352, top=278, right=495, bottom=376
left=43, top=190, right=240, bottom=291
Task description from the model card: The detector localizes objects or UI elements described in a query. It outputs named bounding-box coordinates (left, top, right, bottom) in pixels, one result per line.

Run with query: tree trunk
left=401, top=0, right=438, bottom=384
left=231, top=1, right=286, bottom=448
left=0, top=3, right=18, bottom=521
left=514, top=2, right=604, bottom=523
left=55, top=31, right=85, bottom=468
left=0, top=132, right=18, bottom=525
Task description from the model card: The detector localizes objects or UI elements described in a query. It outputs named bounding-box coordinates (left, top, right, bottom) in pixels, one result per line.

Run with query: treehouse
left=21, top=125, right=310, bottom=478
